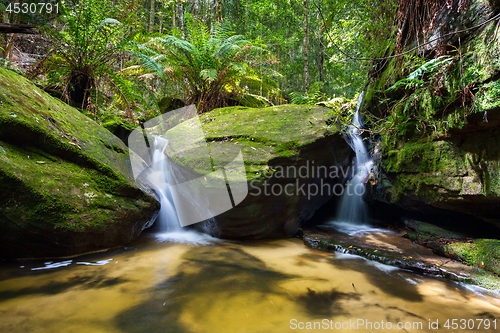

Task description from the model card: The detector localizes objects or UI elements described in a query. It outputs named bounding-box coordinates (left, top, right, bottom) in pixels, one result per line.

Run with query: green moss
left=159, top=104, right=344, bottom=182
left=474, top=80, right=500, bottom=112
left=0, top=68, right=159, bottom=257
left=408, top=220, right=466, bottom=241
left=231, top=93, right=271, bottom=108
left=275, top=140, right=300, bottom=157
left=445, top=239, right=500, bottom=276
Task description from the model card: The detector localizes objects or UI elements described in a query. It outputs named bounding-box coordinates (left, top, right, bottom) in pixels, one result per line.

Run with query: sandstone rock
left=0, top=68, right=160, bottom=259
left=156, top=105, right=353, bottom=239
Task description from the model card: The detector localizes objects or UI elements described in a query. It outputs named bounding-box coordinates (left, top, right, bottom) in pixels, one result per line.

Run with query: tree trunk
left=0, top=10, right=7, bottom=59
left=303, top=0, right=310, bottom=92
left=193, top=0, right=199, bottom=18
left=318, top=34, right=325, bottom=85
left=216, top=0, right=222, bottom=23
left=210, top=0, right=216, bottom=30
left=149, top=0, right=155, bottom=33
left=178, top=0, right=184, bottom=32
left=172, top=3, right=176, bottom=28
left=5, top=33, right=18, bottom=61
left=234, top=0, right=240, bottom=21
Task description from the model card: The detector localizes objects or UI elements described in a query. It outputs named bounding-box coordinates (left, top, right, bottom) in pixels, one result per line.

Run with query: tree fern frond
left=128, top=51, right=166, bottom=80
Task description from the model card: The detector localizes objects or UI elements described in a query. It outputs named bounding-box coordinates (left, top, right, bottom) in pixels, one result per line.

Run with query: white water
left=147, top=136, right=217, bottom=245
left=334, top=91, right=374, bottom=223
left=323, top=221, right=391, bottom=236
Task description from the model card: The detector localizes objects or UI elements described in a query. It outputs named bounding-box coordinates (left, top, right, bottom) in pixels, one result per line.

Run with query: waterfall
left=334, top=91, right=373, bottom=223
left=148, top=137, right=181, bottom=233
left=146, top=136, right=216, bottom=244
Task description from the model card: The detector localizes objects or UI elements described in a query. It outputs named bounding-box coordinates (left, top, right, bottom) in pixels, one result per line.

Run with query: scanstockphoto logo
left=128, top=105, right=367, bottom=228
left=248, top=163, right=366, bottom=201
left=128, top=105, right=249, bottom=227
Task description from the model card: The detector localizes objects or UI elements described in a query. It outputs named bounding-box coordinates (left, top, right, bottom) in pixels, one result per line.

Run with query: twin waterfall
left=147, top=92, right=372, bottom=240
left=334, top=92, right=374, bottom=224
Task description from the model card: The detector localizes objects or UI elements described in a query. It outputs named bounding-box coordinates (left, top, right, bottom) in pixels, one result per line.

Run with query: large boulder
left=0, top=68, right=160, bottom=259
left=160, top=105, right=353, bottom=239
left=365, top=0, right=500, bottom=230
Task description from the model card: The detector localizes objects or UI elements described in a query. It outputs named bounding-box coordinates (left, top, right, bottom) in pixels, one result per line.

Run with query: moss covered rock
left=0, top=68, right=160, bottom=259
left=446, top=239, right=500, bottom=276
left=157, top=105, right=353, bottom=239
left=101, top=113, right=136, bottom=146
left=366, top=0, right=500, bottom=229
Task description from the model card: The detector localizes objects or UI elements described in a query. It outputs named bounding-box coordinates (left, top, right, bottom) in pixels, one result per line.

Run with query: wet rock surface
left=302, top=223, right=500, bottom=290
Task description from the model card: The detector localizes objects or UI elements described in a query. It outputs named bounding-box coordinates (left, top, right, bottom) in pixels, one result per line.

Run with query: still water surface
left=0, top=235, right=499, bottom=333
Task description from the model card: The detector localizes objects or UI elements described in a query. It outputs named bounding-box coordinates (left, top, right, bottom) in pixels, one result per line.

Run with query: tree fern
left=129, top=14, right=280, bottom=113
left=386, top=56, right=453, bottom=92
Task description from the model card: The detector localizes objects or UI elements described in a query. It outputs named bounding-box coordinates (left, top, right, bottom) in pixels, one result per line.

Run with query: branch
left=0, top=24, right=37, bottom=34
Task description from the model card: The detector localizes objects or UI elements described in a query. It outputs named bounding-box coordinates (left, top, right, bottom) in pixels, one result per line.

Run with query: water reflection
left=0, top=238, right=498, bottom=333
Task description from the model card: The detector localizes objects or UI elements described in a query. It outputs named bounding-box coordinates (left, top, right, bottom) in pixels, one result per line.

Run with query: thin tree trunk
left=210, top=0, right=216, bottom=30
left=178, top=0, right=184, bottom=32
left=149, top=0, right=155, bottom=33
left=193, top=0, right=199, bottom=18
left=5, top=33, right=17, bottom=61
left=172, top=3, right=176, bottom=28
left=234, top=0, right=240, bottom=21
left=318, top=35, right=325, bottom=85
left=216, top=0, right=222, bottom=23
left=4, top=2, right=19, bottom=62
left=0, top=10, right=7, bottom=59
left=303, top=0, right=310, bottom=92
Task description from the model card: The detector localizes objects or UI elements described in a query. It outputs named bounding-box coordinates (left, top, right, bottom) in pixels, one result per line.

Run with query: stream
left=0, top=233, right=499, bottom=333
left=1, top=98, right=499, bottom=333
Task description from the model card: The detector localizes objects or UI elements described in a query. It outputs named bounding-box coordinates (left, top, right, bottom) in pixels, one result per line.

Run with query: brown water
left=0, top=235, right=499, bottom=333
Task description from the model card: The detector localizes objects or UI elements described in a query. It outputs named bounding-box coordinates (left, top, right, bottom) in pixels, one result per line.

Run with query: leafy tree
left=319, top=0, right=398, bottom=97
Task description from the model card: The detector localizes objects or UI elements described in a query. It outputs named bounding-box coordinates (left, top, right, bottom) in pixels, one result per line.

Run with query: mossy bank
left=0, top=68, right=160, bottom=259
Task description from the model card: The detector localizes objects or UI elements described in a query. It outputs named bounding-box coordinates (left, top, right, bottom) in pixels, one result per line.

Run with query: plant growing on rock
left=290, top=81, right=326, bottom=105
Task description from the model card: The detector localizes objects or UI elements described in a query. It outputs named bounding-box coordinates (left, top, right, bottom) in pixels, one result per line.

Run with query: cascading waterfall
left=147, top=137, right=181, bottom=233
left=333, top=91, right=374, bottom=224
left=146, top=136, right=216, bottom=244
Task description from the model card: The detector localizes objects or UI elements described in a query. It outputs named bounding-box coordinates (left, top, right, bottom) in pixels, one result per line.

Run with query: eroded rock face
left=365, top=0, right=500, bottom=230
left=163, top=105, right=353, bottom=239
left=379, top=118, right=500, bottom=227
left=0, top=68, right=160, bottom=259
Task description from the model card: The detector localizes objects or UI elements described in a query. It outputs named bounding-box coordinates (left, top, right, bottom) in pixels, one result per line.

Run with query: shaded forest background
left=0, top=0, right=398, bottom=122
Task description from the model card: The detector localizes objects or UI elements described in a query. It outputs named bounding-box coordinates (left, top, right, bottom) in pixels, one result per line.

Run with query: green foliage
left=386, top=56, right=453, bottom=91
left=321, top=0, right=399, bottom=97
left=129, top=14, right=280, bottom=113
left=290, top=82, right=325, bottom=105
left=35, top=0, right=141, bottom=120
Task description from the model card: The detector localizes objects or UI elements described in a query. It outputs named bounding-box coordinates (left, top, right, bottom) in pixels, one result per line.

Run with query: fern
left=387, top=56, right=453, bottom=92
left=290, top=82, right=325, bottom=105
left=129, top=14, right=280, bottom=113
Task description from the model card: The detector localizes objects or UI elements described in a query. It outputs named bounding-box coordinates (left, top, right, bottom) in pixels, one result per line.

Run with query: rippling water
left=0, top=235, right=499, bottom=333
